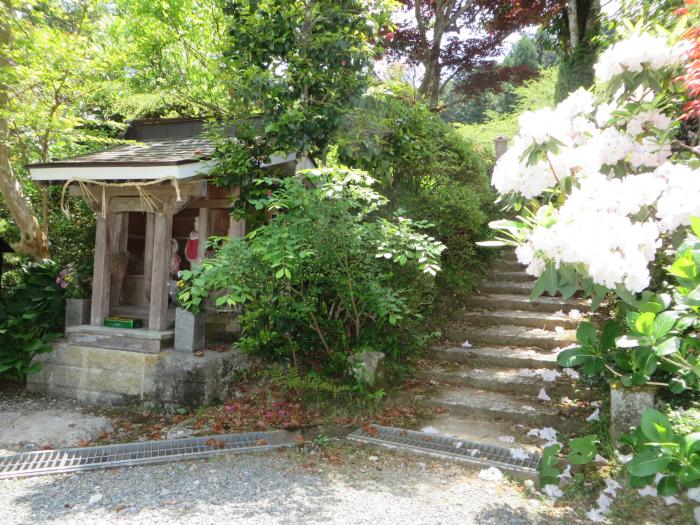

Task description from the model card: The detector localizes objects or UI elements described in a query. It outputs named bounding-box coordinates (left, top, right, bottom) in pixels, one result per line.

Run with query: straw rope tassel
left=60, top=176, right=182, bottom=218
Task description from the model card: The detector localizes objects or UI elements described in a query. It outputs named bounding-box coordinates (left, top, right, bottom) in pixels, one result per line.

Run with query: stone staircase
left=419, top=250, right=597, bottom=452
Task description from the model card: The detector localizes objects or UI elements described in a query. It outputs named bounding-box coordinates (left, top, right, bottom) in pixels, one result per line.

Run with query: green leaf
left=640, top=409, right=674, bottom=442
left=275, top=268, right=285, bottom=279
left=655, top=336, right=680, bottom=356
left=557, top=346, right=596, bottom=368
left=691, top=216, right=700, bottom=238
left=600, top=321, right=623, bottom=351
left=634, top=312, right=656, bottom=337
left=567, top=434, right=598, bottom=465
left=576, top=322, right=598, bottom=348
left=652, top=312, right=677, bottom=339
left=657, top=476, right=678, bottom=497
left=683, top=432, right=700, bottom=455
left=628, top=450, right=672, bottom=477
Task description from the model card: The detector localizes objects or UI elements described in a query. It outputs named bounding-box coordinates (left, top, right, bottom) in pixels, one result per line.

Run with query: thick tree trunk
left=0, top=2, right=50, bottom=259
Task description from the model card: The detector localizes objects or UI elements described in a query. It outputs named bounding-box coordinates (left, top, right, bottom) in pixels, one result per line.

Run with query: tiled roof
left=28, top=136, right=215, bottom=168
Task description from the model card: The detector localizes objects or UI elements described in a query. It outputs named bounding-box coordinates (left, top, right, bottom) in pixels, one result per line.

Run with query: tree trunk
left=0, top=2, right=50, bottom=259
left=567, top=0, right=579, bottom=51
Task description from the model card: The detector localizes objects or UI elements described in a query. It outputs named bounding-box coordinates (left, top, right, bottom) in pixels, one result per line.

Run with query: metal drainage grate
left=348, top=425, right=540, bottom=477
left=0, top=430, right=296, bottom=480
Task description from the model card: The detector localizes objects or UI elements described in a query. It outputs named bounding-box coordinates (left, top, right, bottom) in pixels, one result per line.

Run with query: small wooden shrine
left=24, top=118, right=312, bottom=406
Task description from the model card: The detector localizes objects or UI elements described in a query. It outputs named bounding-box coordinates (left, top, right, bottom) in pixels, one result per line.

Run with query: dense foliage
left=0, top=261, right=64, bottom=381
left=179, top=168, right=445, bottom=382
left=334, top=85, right=494, bottom=293
left=206, top=0, right=392, bottom=226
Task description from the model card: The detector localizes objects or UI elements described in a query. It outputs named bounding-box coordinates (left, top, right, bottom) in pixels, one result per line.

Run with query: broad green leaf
left=634, top=312, right=656, bottom=337
left=691, top=216, right=700, bottom=238
left=640, top=409, right=674, bottom=442
left=628, top=450, right=672, bottom=477
left=557, top=346, right=596, bottom=368
left=683, top=432, right=700, bottom=455
left=568, top=434, right=598, bottom=465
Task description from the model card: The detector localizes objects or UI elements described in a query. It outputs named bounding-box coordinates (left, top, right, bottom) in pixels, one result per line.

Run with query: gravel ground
left=0, top=444, right=576, bottom=525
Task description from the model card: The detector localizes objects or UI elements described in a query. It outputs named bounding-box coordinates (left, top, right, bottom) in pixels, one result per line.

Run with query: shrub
left=179, top=168, right=445, bottom=383
left=0, top=260, right=64, bottom=381
left=333, top=86, right=495, bottom=294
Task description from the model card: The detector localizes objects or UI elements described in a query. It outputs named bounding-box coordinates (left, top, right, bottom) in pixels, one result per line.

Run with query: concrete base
left=65, top=299, right=91, bottom=328
left=27, top=341, right=249, bottom=408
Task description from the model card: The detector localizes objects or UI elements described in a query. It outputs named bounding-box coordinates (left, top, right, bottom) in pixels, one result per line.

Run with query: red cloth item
left=185, top=232, right=199, bottom=262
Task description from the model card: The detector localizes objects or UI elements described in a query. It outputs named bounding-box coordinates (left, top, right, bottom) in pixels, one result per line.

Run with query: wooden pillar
left=148, top=211, right=173, bottom=331
left=109, top=213, right=129, bottom=305
left=197, top=208, right=209, bottom=261
left=143, top=213, right=155, bottom=302
left=90, top=215, right=111, bottom=326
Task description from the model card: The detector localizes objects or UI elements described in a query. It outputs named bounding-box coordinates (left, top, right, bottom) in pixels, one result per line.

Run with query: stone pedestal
left=65, top=298, right=91, bottom=328
left=174, top=307, right=206, bottom=353
left=610, top=383, right=656, bottom=439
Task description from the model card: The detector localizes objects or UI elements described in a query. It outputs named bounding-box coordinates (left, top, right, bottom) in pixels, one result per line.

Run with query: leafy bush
left=622, top=408, right=700, bottom=496
left=179, top=168, right=445, bottom=383
left=0, top=261, right=65, bottom=381
left=333, top=86, right=494, bottom=294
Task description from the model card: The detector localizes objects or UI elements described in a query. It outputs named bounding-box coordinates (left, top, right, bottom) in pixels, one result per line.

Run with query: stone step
left=417, top=413, right=543, bottom=454
left=420, top=365, right=575, bottom=397
left=490, top=259, right=525, bottom=273
left=445, top=324, right=577, bottom=351
left=420, top=386, right=587, bottom=433
left=454, top=309, right=581, bottom=330
left=486, top=271, right=534, bottom=283
left=479, top=281, right=534, bottom=295
left=431, top=345, right=558, bottom=369
left=463, top=293, right=591, bottom=314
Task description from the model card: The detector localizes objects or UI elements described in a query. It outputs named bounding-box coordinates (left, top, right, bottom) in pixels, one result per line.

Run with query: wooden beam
left=148, top=211, right=173, bottom=331
left=186, top=198, right=231, bottom=209
left=90, top=215, right=111, bottom=326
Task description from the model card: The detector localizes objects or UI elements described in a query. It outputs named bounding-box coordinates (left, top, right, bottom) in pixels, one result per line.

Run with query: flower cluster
left=490, top=28, right=699, bottom=294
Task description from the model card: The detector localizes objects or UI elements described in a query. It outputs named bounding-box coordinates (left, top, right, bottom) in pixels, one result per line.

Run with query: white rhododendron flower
left=489, top=28, right=700, bottom=296
left=594, top=35, right=688, bottom=82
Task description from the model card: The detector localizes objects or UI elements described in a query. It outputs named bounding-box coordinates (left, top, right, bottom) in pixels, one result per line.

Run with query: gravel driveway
left=1, top=444, right=574, bottom=525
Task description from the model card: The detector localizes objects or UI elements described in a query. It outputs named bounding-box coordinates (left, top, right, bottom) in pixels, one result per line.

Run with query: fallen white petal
left=498, top=435, right=515, bottom=443
left=603, top=478, right=621, bottom=497
left=469, top=449, right=480, bottom=457
left=597, top=493, right=613, bottom=511
left=586, top=408, right=600, bottom=422
left=421, top=426, right=440, bottom=435
left=559, top=464, right=572, bottom=480
left=539, top=369, right=561, bottom=382
left=478, top=466, right=503, bottom=482
left=568, top=309, right=582, bottom=319
left=453, top=441, right=463, bottom=449
left=590, top=401, right=601, bottom=408
left=586, top=508, right=608, bottom=522
left=664, top=496, right=681, bottom=506
left=688, top=487, right=700, bottom=502
left=637, top=485, right=658, bottom=497
left=543, top=484, right=563, bottom=499
left=562, top=368, right=580, bottom=380
left=510, top=447, right=529, bottom=461
left=594, top=454, right=607, bottom=464
left=461, top=340, right=472, bottom=348
left=537, top=388, right=551, bottom=401
left=554, top=326, right=565, bottom=334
